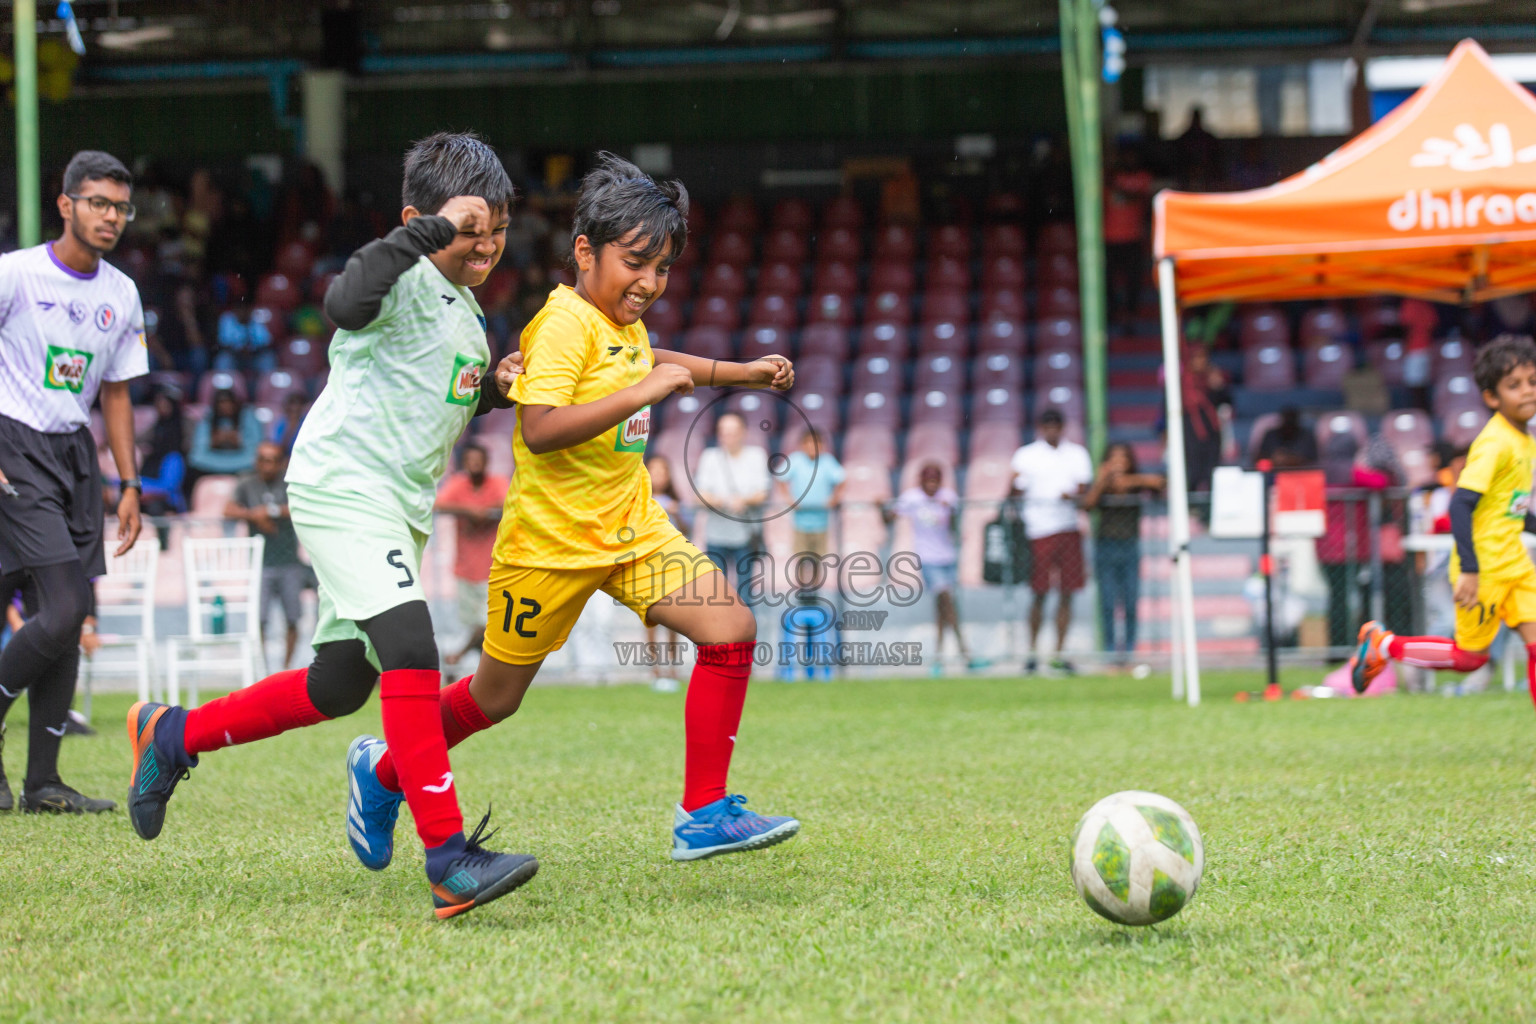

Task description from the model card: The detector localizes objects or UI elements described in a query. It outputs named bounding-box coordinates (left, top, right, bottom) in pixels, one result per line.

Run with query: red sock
left=182, top=668, right=326, bottom=757
left=682, top=642, right=755, bottom=812
left=1526, top=644, right=1536, bottom=711
left=379, top=668, right=462, bottom=849
left=376, top=676, right=493, bottom=792
left=1386, top=634, right=1489, bottom=672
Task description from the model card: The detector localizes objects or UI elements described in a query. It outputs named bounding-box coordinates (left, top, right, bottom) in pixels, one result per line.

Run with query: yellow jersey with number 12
left=1453, top=411, right=1536, bottom=582
left=498, top=284, right=677, bottom=569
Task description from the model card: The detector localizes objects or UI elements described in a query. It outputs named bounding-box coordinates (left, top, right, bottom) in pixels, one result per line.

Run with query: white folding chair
left=165, top=536, right=266, bottom=708
left=80, top=541, right=161, bottom=713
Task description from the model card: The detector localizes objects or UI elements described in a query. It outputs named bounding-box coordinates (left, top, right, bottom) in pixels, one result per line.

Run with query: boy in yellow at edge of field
left=1352, top=333, right=1536, bottom=703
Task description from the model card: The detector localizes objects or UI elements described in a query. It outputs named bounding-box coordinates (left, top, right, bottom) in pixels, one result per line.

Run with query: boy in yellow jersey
left=1353, top=334, right=1536, bottom=700
left=353, top=153, right=802, bottom=862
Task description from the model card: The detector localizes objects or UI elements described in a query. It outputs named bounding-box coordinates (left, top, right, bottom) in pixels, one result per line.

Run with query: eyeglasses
left=66, top=194, right=136, bottom=221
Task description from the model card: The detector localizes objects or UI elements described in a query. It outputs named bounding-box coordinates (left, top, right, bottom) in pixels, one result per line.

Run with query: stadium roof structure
left=1154, top=38, right=1536, bottom=306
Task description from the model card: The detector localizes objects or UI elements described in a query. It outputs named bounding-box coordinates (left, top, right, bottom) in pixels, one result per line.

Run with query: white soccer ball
left=1069, top=790, right=1204, bottom=926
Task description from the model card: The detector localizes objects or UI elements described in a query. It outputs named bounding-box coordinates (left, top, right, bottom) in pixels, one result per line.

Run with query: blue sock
left=154, top=705, right=197, bottom=769
left=424, top=832, right=467, bottom=883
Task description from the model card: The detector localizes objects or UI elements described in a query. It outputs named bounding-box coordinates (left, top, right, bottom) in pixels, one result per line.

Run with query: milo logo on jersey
left=1508, top=490, right=1531, bottom=518
left=43, top=345, right=93, bottom=393
left=615, top=405, right=651, bottom=453
left=445, top=352, right=487, bottom=407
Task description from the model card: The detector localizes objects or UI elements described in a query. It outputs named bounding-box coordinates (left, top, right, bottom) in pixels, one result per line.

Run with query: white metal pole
left=1158, top=257, right=1201, bottom=706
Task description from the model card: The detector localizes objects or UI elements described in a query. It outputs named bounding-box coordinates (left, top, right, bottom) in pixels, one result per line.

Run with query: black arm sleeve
left=474, top=360, right=515, bottom=417
left=323, top=215, right=457, bottom=330
left=1450, top=487, right=1482, bottom=574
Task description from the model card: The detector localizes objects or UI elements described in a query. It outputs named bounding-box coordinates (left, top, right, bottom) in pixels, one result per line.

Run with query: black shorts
left=0, top=414, right=106, bottom=577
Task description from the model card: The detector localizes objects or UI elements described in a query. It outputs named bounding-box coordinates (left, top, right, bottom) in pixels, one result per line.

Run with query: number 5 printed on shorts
left=386, top=549, right=415, bottom=589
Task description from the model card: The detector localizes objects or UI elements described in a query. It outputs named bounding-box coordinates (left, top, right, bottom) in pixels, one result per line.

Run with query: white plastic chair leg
left=167, top=639, right=181, bottom=708
left=137, top=640, right=151, bottom=702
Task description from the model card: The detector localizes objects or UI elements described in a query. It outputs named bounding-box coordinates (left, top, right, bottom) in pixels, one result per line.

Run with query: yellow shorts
left=482, top=531, right=721, bottom=665
left=1453, top=568, right=1536, bottom=651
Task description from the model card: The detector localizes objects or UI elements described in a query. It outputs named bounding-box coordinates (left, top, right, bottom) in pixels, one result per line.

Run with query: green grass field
left=4, top=670, right=1536, bottom=1023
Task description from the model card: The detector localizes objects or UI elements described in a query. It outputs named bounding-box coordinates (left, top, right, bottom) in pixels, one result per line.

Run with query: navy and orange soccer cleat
left=429, top=810, right=539, bottom=920
left=127, top=701, right=195, bottom=840
left=1350, top=620, right=1392, bottom=694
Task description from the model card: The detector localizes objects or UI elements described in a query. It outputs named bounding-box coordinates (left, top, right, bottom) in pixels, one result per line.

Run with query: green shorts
left=288, top=483, right=431, bottom=668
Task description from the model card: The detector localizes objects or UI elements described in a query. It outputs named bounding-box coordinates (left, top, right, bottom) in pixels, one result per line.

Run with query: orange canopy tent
left=1154, top=39, right=1536, bottom=306
left=1150, top=39, right=1536, bottom=705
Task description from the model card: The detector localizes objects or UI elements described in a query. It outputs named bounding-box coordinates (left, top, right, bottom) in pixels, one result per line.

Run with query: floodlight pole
left=1058, top=0, right=1108, bottom=461
left=14, top=0, right=40, bottom=248
left=1157, top=257, right=1200, bottom=706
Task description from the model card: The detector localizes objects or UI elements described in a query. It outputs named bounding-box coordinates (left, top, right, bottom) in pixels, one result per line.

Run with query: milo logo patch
left=44, top=345, right=92, bottom=392
left=1508, top=490, right=1531, bottom=518
left=445, top=352, right=486, bottom=407
left=615, top=405, right=650, bottom=453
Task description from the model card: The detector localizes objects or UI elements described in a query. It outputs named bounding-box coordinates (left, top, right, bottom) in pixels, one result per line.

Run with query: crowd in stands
left=33, top=141, right=1536, bottom=666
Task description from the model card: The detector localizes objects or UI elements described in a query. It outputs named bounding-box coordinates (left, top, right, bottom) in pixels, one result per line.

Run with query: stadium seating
left=813, top=260, right=860, bottom=294
left=1381, top=408, right=1436, bottom=487
left=758, top=261, right=803, bottom=296
left=1242, top=343, right=1297, bottom=391
left=682, top=325, right=733, bottom=361
left=1316, top=411, right=1369, bottom=454
left=910, top=386, right=963, bottom=426
left=700, top=262, right=747, bottom=299
left=1444, top=407, right=1489, bottom=446
left=799, top=323, right=850, bottom=361
left=817, top=228, right=862, bottom=264
left=918, top=320, right=968, bottom=356
left=977, top=317, right=1025, bottom=355
left=693, top=294, right=741, bottom=331
left=1302, top=340, right=1352, bottom=389
left=741, top=324, right=790, bottom=362
left=749, top=292, right=798, bottom=329
left=858, top=321, right=908, bottom=360
left=928, top=224, right=970, bottom=261
left=807, top=291, right=855, bottom=328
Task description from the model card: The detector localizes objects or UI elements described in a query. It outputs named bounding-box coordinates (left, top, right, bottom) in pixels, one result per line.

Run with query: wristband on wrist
left=120, top=477, right=143, bottom=496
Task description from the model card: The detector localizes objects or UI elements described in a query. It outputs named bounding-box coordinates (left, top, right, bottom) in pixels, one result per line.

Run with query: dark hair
left=1474, top=333, right=1536, bottom=395
left=1039, top=408, right=1064, bottom=427
left=1103, top=441, right=1140, bottom=474
left=63, top=150, right=132, bottom=194
left=401, top=132, right=515, bottom=218
left=459, top=440, right=487, bottom=466
left=570, top=151, right=689, bottom=267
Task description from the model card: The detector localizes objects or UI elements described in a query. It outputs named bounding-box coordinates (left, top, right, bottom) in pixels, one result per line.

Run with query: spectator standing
left=694, top=412, right=770, bottom=589
left=888, top=463, right=989, bottom=675
left=1104, top=149, right=1154, bottom=327
left=1010, top=409, right=1094, bottom=674
left=225, top=442, right=305, bottom=669
left=1082, top=443, right=1164, bottom=670
left=645, top=455, right=689, bottom=692
left=1179, top=343, right=1230, bottom=494
left=187, top=388, right=262, bottom=486
left=435, top=442, right=509, bottom=670
left=780, top=428, right=844, bottom=558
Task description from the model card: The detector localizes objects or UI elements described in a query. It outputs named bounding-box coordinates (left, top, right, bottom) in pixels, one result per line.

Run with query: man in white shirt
left=0, top=150, right=146, bottom=812
left=694, top=412, right=770, bottom=588
left=1009, top=409, right=1093, bottom=674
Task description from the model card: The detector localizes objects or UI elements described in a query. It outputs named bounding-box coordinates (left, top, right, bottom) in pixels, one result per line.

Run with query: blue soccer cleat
left=670, top=794, right=800, bottom=861
left=346, top=735, right=404, bottom=871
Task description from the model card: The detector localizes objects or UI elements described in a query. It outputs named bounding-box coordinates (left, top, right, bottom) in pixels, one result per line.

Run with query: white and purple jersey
left=0, top=242, right=147, bottom=433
